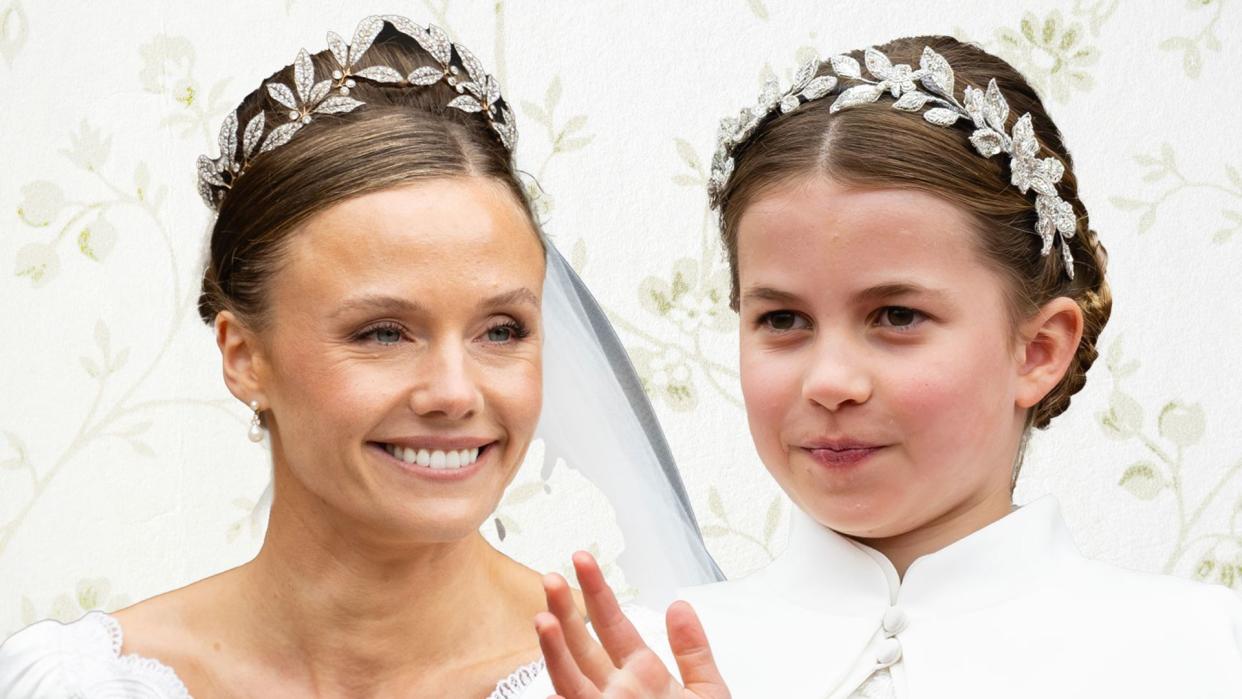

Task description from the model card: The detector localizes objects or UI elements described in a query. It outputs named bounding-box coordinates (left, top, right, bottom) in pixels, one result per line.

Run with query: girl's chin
left=797, top=493, right=914, bottom=539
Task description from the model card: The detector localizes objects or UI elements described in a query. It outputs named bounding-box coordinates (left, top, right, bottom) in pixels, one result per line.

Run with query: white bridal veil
left=536, top=244, right=725, bottom=607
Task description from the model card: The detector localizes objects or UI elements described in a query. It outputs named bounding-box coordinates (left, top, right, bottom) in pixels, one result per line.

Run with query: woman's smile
left=368, top=438, right=498, bottom=480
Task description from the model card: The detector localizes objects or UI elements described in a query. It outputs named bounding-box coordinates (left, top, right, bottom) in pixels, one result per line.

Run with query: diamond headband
left=708, top=46, right=1078, bottom=279
left=196, top=15, right=516, bottom=212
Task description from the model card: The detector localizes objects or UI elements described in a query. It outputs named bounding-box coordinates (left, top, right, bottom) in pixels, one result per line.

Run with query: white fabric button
left=881, top=607, right=909, bottom=636
left=875, top=637, right=903, bottom=668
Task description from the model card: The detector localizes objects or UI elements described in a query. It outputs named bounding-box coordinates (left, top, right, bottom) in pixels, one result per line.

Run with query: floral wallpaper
left=2, top=0, right=1239, bottom=635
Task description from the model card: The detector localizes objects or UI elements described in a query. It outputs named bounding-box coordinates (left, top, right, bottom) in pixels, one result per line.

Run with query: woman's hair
left=197, top=23, right=539, bottom=329
left=714, top=35, right=1111, bottom=429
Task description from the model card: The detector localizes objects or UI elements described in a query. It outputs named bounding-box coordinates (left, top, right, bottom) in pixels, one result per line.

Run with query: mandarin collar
left=752, top=496, right=1081, bottom=616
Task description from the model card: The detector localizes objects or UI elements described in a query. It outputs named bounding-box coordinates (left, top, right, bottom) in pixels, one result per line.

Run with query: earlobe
left=1015, top=297, right=1084, bottom=409
left=215, top=310, right=267, bottom=405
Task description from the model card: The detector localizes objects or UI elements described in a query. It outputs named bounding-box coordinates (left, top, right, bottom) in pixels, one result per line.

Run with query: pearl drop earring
left=248, top=400, right=265, bottom=443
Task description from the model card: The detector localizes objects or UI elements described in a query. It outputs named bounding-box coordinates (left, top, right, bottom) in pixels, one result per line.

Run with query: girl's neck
left=850, top=484, right=1015, bottom=579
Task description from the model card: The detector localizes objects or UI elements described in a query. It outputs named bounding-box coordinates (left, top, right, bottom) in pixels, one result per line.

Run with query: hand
left=535, top=551, right=730, bottom=699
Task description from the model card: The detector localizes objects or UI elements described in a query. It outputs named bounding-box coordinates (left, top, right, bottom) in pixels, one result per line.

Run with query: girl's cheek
left=740, top=349, right=800, bottom=439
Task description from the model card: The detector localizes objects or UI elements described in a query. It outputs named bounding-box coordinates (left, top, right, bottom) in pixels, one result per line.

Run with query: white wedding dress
left=0, top=610, right=555, bottom=698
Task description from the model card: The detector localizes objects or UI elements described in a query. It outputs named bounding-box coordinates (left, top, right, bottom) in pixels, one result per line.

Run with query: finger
left=572, top=551, right=649, bottom=667
left=543, top=572, right=618, bottom=685
left=666, top=601, right=730, bottom=698
left=535, top=612, right=602, bottom=699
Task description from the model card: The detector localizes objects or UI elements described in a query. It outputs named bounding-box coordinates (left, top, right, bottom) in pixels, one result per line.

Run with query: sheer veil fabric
left=535, top=243, right=724, bottom=605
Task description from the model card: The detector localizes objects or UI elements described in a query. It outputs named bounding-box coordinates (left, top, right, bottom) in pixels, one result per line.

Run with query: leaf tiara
left=196, top=15, right=517, bottom=212
left=708, top=46, right=1079, bottom=279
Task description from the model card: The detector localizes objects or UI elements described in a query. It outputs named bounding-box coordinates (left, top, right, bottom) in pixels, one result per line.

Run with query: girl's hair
left=197, top=24, right=539, bottom=329
left=714, top=35, right=1110, bottom=429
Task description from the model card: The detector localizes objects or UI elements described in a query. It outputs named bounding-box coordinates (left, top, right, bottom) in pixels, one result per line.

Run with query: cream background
left=2, top=0, right=1240, bottom=635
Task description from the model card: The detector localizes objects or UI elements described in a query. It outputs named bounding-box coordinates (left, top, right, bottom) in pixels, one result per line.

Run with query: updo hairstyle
left=714, top=35, right=1111, bottom=429
left=197, top=22, right=539, bottom=329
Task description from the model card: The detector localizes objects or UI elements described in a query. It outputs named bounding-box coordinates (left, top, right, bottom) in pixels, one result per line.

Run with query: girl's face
left=735, top=175, right=1028, bottom=541
left=229, top=178, right=545, bottom=543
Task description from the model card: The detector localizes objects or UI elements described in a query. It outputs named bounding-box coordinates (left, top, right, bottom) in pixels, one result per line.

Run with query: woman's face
left=735, top=175, right=1026, bottom=541
left=250, top=178, right=545, bottom=542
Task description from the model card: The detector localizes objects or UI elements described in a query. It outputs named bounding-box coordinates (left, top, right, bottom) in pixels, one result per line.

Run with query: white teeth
left=384, top=443, right=484, bottom=469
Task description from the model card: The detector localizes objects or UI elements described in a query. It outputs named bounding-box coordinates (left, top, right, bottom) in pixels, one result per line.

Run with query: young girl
left=535, top=35, right=1242, bottom=698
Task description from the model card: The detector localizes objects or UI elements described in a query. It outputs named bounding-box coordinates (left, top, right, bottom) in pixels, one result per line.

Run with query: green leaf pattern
left=3, top=1, right=1240, bottom=638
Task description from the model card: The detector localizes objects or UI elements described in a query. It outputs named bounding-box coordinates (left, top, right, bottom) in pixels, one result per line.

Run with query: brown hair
left=714, top=35, right=1110, bottom=429
left=198, top=23, right=539, bottom=329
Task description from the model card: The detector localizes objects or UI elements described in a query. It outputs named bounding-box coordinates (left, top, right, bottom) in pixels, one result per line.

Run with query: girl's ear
left=215, top=310, right=269, bottom=406
left=1014, top=297, right=1084, bottom=411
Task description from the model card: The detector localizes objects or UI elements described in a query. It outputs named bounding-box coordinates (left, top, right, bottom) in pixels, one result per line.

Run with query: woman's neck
left=232, top=479, right=541, bottom=693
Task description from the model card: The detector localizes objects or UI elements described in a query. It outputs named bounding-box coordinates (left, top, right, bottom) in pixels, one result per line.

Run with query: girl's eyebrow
left=742, top=283, right=950, bottom=306
left=741, top=286, right=801, bottom=304
left=854, top=282, right=950, bottom=304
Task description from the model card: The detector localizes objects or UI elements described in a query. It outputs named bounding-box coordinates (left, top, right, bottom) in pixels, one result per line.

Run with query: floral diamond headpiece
left=197, top=15, right=516, bottom=212
left=709, top=46, right=1078, bottom=279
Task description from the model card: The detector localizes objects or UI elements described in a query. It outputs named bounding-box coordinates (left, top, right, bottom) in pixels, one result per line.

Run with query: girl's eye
left=484, top=321, right=529, bottom=344
left=875, top=306, right=925, bottom=329
left=759, top=311, right=807, bottom=332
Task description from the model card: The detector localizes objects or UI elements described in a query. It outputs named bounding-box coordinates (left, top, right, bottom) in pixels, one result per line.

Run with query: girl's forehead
left=739, top=179, right=982, bottom=271
left=734, top=178, right=1019, bottom=314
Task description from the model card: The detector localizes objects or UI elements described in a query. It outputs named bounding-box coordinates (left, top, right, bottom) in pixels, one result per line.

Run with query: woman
left=536, top=36, right=1242, bottom=698
left=0, top=16, right=719, bottom=697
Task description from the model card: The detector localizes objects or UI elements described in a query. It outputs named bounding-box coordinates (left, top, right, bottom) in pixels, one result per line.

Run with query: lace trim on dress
left=488, top=658, right=547, bottom=699
left=92, top=612, right=194, bottom=699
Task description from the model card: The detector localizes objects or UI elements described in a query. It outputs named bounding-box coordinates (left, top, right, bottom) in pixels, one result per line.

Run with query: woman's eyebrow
left=331, top=288, right=538, bottom=318
left=330, top=294, right=424, bottom=318
left=481, top=287, right=539, bottom=309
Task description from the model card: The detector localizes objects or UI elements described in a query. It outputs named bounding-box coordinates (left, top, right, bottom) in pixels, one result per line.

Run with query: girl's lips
left=803, top=445, right=885, bottom=468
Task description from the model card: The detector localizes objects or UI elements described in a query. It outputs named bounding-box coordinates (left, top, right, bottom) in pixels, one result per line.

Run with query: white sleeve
left=0, top=618, right=90, bottom=698
left=0, top=613, right=180, bottom=698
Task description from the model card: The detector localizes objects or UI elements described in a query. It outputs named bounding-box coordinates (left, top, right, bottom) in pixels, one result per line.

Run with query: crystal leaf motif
left=706, top=42, right=1079, bottom=281
left=918, top=47, right=954, bottom=100
left=893, top=90, right=929, bottom=112
left=923, top=107, right=960, bottom=126
left=801, top=75, right=837, bottom=100
left=326, top=31, right=349, bottom=69
left=293, top=49, right=314, bottom=102
left=356, top=65, right=403, bottom=83
left=408, top=66, right=444, bottom=85
left=831, top=54, right=861, bottom=79
left=242, top=113, right=265, bottom=158
left=830, top=84, right=883, bottom=113
left=217, top=110, right=239, bottom=171
left=349, top=15, right=384, bottom=67
left=792, top=59, right=819, bottom=91
left=197, top=15, right=518, bottom=213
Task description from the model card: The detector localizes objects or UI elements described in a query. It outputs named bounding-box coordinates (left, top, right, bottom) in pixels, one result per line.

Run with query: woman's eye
left=484, top=321, right=528, bottom=344
left=760, top=311, right=805, bottom=331
left=372, top=326, right=402, bottom=345
left=876, top=307, right=924, bottom=329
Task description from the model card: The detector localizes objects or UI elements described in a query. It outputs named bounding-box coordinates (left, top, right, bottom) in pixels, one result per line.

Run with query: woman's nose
left=409, top=343, right=480, bottom=420
left=801, top=338, right=872, bottom=411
